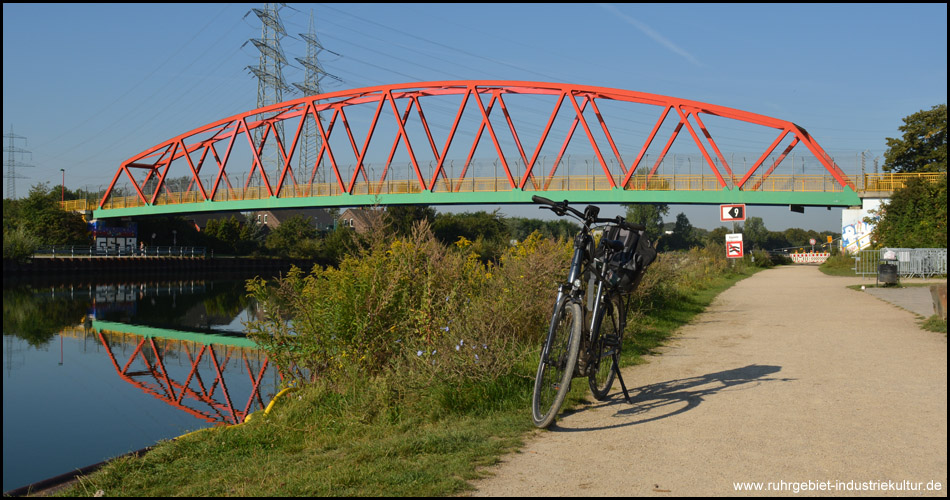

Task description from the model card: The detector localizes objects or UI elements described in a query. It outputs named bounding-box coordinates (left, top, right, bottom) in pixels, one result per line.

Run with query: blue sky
left=3, top=3, right=947, bottom=231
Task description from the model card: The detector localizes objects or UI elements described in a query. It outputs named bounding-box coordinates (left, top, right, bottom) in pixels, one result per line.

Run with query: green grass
left=63, top=377, right=538, bottom=497
left=920, top=315, right=947, bottom=333
left=56, top=268, right=760, bottom=497
left=819, top=254, right=858, bottom=276
left=847, top=284, right=948, bottom=334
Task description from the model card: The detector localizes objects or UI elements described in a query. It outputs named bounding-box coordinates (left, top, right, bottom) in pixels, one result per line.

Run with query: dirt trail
left=468, top=266, right=947, bottom=496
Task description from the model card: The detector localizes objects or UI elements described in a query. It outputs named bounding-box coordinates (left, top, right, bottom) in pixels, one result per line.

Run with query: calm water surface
left=2, top=276, right=284, bottom=493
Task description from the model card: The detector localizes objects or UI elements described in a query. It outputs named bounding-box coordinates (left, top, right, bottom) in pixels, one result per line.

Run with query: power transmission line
left=293, top=9, right=342, bottom=184
left=244, top=3, right=296, bottom=183
left=3, top=126, right=35, bottom=200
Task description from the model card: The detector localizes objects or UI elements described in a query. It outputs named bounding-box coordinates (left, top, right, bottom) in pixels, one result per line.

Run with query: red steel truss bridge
left=92, top=80, right=869, bottom=219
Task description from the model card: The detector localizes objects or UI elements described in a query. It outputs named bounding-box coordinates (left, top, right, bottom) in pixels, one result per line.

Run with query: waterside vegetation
left=57, top=221, right=772, bottom=497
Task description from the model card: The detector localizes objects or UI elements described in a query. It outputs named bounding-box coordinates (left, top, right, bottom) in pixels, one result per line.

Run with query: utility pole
left=3, top=126, right=35, bottom=200
left=293, top=9, right=342, bottom=185
left=244, top=3, right=295, bottom=188
left=861, top=149, right=870, bottom=190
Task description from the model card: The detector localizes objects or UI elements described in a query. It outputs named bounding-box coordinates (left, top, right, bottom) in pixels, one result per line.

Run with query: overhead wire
left=67, top=49, right=252, bottom=185
left=89, top=4, right=882, bottom=190
left=295, top=7, right=752, bottom=167
left=36, top=4, right=236, bottom=162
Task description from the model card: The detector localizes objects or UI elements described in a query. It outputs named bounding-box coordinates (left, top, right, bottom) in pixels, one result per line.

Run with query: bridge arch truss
left=98, top=81, right=860, bottom=217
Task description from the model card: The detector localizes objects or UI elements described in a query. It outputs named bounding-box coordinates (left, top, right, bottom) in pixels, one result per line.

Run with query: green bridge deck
left=91, top=187, right=862, bottom=219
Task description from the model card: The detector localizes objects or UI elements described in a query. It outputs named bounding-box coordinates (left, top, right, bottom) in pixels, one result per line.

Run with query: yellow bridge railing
left=63, top=172, right=944, bottom=213
left=861, top=172, right=944, bottom=192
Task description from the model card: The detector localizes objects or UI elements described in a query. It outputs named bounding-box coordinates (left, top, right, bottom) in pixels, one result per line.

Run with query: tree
left=506, top=217, right=578, bottom=241
left=264, top=215, right=320, bottom=258
left=782, top=228, right=811, bottom=247
left=869, top=175, right=947, bottom=248
left=432, top=210, right=507, bottom=244
left=705, top=226, right=730, bottom=246
left=660, top=212, right=698, bottom=251
left=317, top=225, right=359, bottom=264
left=883, top=104, right=947, bottom=173
left=203, top=216, right=244, bottom=254
left=238, top=214, right=266, bottom=255
left=624, top=203, right=669, bottom=241
left=16, top=183, right=90, bottom=245
left=763, top=230, right=791, bottom=250
left=383, top=205, right=436, bottom=236
left=740, top=217, right=769, bottom=251
left=432, top=210, right=509, bottom=261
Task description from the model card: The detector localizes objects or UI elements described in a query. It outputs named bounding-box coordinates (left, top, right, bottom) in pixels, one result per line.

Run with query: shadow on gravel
left=554, top=364, right=794, bottom=432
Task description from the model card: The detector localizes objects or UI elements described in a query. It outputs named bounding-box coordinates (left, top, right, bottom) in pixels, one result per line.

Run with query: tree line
left=3, top=104, right=945, bottom=261
left=3, top=180, right=939, bottom=264
left=0, top=183, right=842, bottom=264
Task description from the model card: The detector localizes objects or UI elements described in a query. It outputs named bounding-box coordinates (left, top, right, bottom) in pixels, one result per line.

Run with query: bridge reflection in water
left=3, top=278, right=299, bottom=494
left=55, top=278, right=293, bottom=427
left=87, top=323, right=278, bottom=426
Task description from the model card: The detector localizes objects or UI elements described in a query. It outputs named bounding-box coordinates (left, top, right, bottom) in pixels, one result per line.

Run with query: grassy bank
left=846, top=283, right=948, bottom=333
left=58, top=232, right=765, bottom=497
left=818, top=253, right=858, bottom=276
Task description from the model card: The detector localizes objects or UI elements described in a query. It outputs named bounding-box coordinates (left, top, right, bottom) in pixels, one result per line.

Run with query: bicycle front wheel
left=589, top=293, right=624, bottom=401
left=532, top=297, right=583, bottom=428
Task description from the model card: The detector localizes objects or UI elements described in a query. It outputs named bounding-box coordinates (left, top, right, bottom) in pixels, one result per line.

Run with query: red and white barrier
left=790, top=252, right=830, bottom=264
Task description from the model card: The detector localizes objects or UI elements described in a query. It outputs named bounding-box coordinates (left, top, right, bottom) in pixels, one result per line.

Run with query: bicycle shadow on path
left=553, top=364, right=794, bottom=432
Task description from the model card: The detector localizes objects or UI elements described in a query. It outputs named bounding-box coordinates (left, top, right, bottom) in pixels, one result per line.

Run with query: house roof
left=339, top=208, right=385, bottom=231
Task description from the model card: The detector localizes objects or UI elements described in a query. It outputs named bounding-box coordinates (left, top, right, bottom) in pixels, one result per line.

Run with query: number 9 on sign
left=720, top=204, right=745, bottom=221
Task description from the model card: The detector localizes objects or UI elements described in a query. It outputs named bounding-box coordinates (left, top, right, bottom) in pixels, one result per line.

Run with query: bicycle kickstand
left=612, top=351, right=632, bottom=403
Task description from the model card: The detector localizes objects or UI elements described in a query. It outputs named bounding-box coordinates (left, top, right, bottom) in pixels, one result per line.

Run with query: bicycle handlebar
left=532, top=195, right=646, bottom=232
left=531, top=195, right=577, bottom=217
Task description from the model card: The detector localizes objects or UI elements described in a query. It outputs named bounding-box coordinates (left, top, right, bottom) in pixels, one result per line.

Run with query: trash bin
left=877, top=261, right=898, bottom=285
left=877, top=250, right=899, bottom=286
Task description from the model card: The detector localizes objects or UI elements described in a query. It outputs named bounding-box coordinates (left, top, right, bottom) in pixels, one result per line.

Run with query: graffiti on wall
left=841, top=199, right=883, bottom=255
left=841, top=220, right=875, bottom=254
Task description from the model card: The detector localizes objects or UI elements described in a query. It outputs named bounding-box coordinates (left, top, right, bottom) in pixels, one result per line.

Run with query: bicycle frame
left=534, top=196, right=642, bottom=376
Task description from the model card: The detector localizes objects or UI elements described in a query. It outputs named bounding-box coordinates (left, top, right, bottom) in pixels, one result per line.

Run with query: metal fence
left=33, top=246, right=207, bottom=258
left=852, top=248, right=947, bottom=278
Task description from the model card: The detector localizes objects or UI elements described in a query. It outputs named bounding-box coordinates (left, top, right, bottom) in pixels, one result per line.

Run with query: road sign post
left=725, top=233, right=743, bottom=259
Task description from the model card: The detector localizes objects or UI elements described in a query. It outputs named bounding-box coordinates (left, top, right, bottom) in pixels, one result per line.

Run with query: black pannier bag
left=596, top=224, right=657, bottom=293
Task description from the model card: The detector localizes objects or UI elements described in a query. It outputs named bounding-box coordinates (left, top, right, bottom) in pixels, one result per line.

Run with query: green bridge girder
left=92, top=187, right=862, bottom=219
left=92, top=320, right=258, bottom=348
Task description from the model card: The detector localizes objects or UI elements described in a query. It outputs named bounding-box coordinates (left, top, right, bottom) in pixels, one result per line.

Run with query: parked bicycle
left=531, top=196, right=657, bottom=428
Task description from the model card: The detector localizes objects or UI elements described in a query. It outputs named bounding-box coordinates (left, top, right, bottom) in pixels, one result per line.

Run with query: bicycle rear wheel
left=532, top=297, right=583, bottom=428
left=589, top=293, right=624, bottom=401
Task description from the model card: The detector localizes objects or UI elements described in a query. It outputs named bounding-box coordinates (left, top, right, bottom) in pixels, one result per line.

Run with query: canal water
left=2, top=274, right=285, bottom=493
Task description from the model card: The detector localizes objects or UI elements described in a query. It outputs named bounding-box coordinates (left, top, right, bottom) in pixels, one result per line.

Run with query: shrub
left=246, top=224, right=571, bottom=389
left=245, top=224, right=760, bottom=419
left=750, top=249, right=777, bottom=268
left=2, top=225, right=40, bottom=262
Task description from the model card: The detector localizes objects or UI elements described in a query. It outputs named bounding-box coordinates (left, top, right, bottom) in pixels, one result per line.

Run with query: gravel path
left=468, top=266, right=947, bottom=496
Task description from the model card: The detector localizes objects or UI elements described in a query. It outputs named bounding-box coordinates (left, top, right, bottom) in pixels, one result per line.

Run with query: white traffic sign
left=720, top=204, right=746, bottom=222
left=725, top=233, right=743, bottom=258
